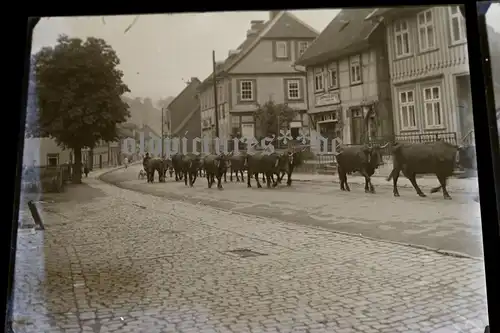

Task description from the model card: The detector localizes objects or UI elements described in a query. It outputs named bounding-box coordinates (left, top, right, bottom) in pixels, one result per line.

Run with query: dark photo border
left=6, top=2, right=500, bottom=332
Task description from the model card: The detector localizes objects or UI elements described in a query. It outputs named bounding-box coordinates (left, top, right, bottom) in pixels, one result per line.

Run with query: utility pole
left=161, top=108, right=164, bottom=157
left=213, top=50, right=220, bottom=139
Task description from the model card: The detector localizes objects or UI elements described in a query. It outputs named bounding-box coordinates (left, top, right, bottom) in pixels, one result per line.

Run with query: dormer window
left=274, top=41, right=289, bottom=60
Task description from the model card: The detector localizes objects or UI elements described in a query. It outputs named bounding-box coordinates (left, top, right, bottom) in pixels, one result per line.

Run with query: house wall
left=306, top=48, right=383, bottom=144
left=228, top=73, right=309, bottom=139
left=385, top=6, right=470, bottom=139
left=200, top=77, right=231, bottom=141
left=231, top=39, right=315, bottom=74
left=23, top=138, right=72, bottom=167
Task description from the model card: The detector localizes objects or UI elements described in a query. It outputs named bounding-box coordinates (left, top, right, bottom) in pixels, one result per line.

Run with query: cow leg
left=240, top=170, right=245, bottom=182
left=247, top=170, right=252, bottom=188
left=388, top=168, right=400, bottom=197
left=271, top=173, right=278, bottom=188
left=192, top=171, right=198, bottom=186
left=207, top=173, right=212, bottom=188
left=265, top=173, right=272, bottom=188
left=255, top=173, right=263, bottom=188
left=230, top=168, right=234, bottom=182
left=286, top=171, right=292, bottom=186
left=436, top=175, right=452, bottom=200
left=184, top=172, right=188, bottom=186
left=407, top=173, right=426, bottom=197
left=223, top=171, right=227, bottom=183
left=217, top=174, right=223, bottom=189
left=360, top=171, right=374, bottom=193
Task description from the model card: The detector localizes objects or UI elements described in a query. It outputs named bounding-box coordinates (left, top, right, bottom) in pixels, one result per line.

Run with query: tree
left=27, top=35, right=130, bottom=184
left=253, top=100, right=297, bottom=143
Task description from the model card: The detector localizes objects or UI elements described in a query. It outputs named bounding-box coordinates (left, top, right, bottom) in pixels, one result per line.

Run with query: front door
left=351, top=108, right=365, bottom=145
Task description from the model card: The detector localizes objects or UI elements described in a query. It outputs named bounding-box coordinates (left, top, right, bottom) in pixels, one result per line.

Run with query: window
left=328, top=63, right=338, bottom=89
left=314, top=68, right=324, bottom=92
left=394, top=19, right=411, bottom=57
left=298, top=41, right=309, bottom=57
left=275, top=41, right=288, bottom=59
left=239, top=80, right=254, bottom=101
left=399, top=90, right=417, bottom=129
left=417, top=9, right=435, bottom=52
left=47, top=154, right=58, bottom=167
left=423, top=86, right=443, bottom=128
left=449, top=6, right=465, bottom=44
left=287, top=80, right=301, bottom=100
left=349, top=55, right=362, bottom=85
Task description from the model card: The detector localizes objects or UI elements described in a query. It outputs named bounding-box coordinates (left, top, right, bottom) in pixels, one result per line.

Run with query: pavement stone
left=12, top=168, right=489, bottom=333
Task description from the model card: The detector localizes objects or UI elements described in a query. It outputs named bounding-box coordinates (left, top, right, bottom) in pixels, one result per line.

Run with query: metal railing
left=394, top=131, right=458, bottom=145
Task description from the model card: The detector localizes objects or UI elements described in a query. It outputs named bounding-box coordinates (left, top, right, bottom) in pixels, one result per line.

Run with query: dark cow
left=334, top=143, right=388, bottom=193
left=161, top=157, right=174, bottom=179
left=146, top=158, right=167, bottom=183
left=386, top=140, right=467, bottom=199
left=276, top=149, right=305, bottom=186
left=171, top=153, right=184, bottom=181
left=142, top=153, right=151, bottom=171
left=180, top=153, right=201, bottom=187
left=245, top=152, right=281, bottom=188
left=228, top=151, right=247, bottom=182
left=203, top=154, right=228, bottom=189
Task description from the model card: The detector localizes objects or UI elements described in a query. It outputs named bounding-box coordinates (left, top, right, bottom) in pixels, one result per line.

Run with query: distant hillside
left=121, top=96, right=174, bottom=135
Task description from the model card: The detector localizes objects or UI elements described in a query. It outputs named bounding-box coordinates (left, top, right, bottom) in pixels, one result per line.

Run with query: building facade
left=367, top=6, right=472, bottom=144
left=198, top=11, right=319, bottom=148
left=296, top=8, right=394, bottom=146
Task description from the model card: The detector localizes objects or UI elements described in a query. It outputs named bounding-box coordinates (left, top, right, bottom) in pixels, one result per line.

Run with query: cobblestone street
left=102, top=164, right=484, bottom=258
left=12, top=166, right=489, bottom=333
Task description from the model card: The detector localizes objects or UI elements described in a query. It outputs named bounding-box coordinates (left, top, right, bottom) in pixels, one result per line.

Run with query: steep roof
left=168, top=78, right=201, bottom=112
left=263, top=11, right=319, bottom=39
left=199, top=11, right=319, bottom=90
left=172, top=105, right=200, bottom=136
left=296, top=8, right=380, bottom=67
left=168, top=78, right=202, bottom=136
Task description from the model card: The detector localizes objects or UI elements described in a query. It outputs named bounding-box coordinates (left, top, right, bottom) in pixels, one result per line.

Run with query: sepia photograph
left=10, top=4, right=500, bottom=333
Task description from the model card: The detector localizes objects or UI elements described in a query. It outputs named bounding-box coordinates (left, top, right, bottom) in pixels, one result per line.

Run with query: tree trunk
left=73, top=147, right=82, bottom=184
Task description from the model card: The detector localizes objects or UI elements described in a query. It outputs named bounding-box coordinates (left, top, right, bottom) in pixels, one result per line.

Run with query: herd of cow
left=140, top=140, right=476, bottom=200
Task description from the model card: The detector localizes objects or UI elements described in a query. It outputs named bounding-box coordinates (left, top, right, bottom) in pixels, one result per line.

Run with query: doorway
left=351, top=107, right=365, bottom=145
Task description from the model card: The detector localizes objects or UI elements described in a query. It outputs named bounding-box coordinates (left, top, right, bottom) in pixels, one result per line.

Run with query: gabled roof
left=296, top=8, right=380, bottom=67
left=262, top=11, right=319, bottom=39
left=199, top=11, right=319, bottom=90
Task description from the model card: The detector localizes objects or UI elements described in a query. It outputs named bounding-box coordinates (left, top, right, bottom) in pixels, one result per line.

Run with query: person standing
left=123, top=156, right=129, bottom=169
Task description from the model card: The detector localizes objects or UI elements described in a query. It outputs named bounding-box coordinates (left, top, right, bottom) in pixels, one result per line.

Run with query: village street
left=102, top=164, right=484, bottom=259
left=12, top=165, right=489, bottom=333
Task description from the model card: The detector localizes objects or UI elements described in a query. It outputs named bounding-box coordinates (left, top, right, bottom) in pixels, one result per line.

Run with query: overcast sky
left=32, top=6, right=500, bottom=102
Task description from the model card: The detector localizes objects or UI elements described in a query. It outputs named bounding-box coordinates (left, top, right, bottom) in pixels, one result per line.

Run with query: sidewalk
left=291, top=172, right=479, bottom=193
left=17, top=163, right=131, bottom=228
left=12, top=169, right=488, bottom=333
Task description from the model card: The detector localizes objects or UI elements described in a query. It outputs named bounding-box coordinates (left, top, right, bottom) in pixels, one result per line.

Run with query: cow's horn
left=380, top=142, right=389, bottom=149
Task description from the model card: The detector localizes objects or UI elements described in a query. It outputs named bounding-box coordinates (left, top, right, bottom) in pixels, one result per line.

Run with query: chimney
left=247, top=29, right=258, bottom=38
left=250, top=20, right=265, bottom=31
left=228, top=49, right=240, bottom=58
left=269, top=11, right=280, bottom=21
